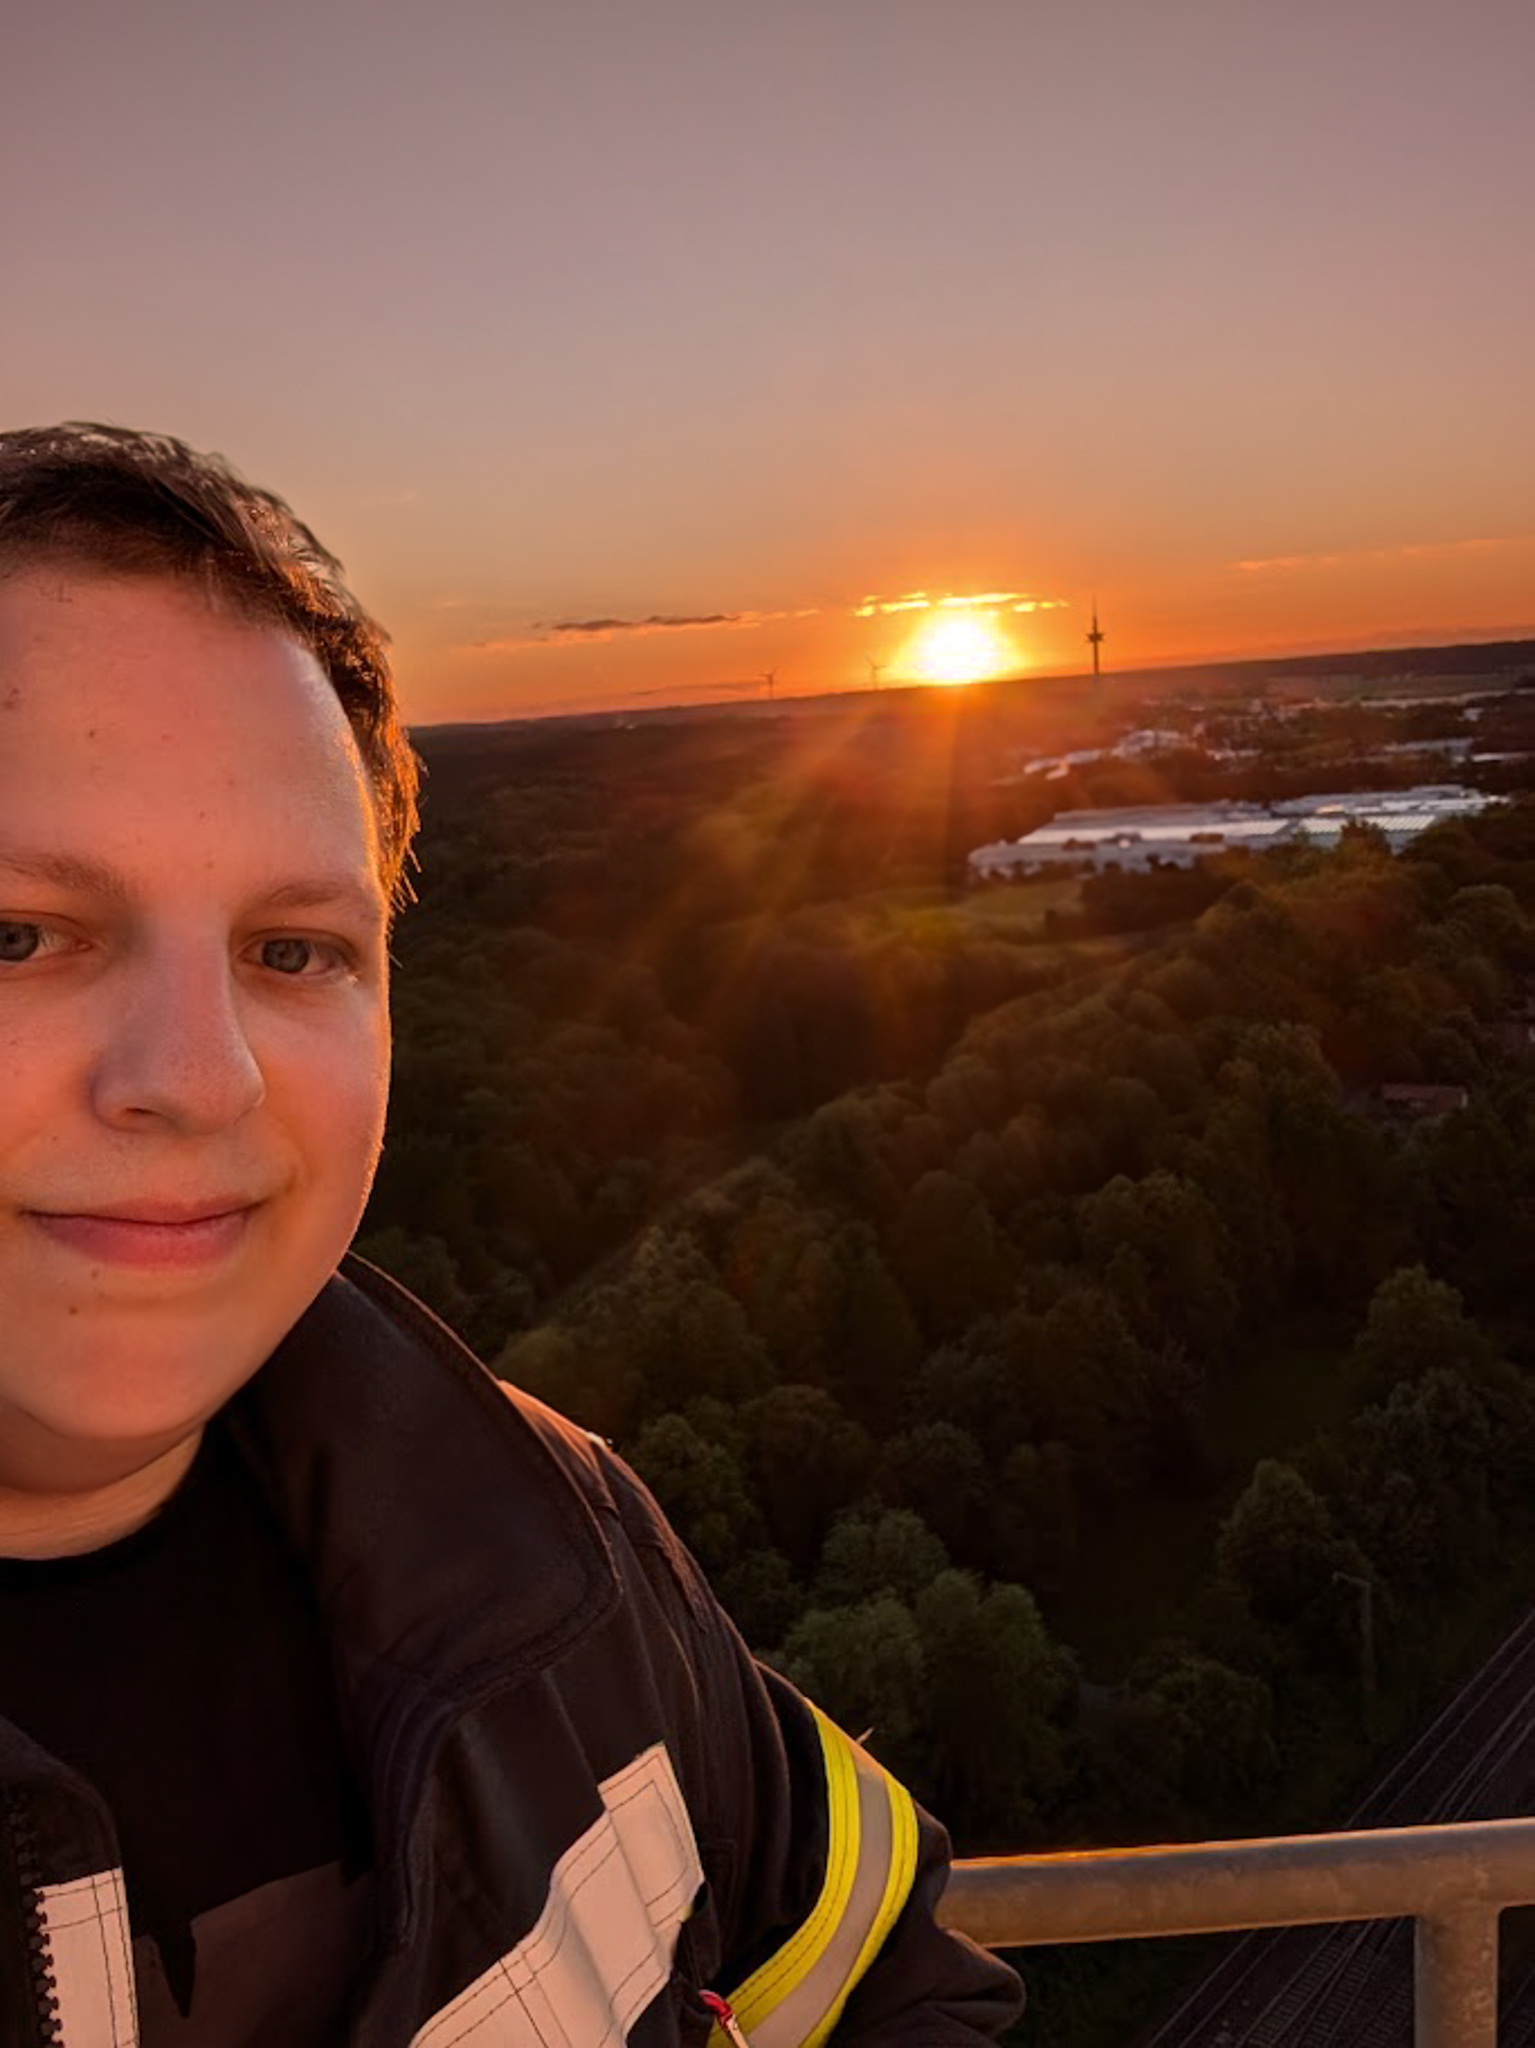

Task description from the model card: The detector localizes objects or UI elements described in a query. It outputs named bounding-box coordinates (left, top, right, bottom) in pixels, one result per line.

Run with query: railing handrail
left=943, top=1816, right=1535, bottom=1946
left=940, top=1817, right=1535, bottom=2046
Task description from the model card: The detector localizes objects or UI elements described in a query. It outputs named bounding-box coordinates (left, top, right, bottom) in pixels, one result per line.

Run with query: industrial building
left=968, top=785, right=1500, bottom=880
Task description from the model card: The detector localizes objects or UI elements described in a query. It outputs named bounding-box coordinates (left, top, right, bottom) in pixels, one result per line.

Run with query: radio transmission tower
left=1086, top=599, right=1107, bottom=725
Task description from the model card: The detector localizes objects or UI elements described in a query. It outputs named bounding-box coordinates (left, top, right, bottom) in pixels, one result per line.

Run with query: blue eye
left=260, top=936, right=347, bottom=977
left=0, top=925, right=356, bottom=978
left=0, top=923, right=49, bottom=964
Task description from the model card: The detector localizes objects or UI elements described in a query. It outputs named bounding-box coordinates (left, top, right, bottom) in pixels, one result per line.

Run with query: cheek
left=278, top=1012, right=390, bottom=1167
left=0, top=1019, right=71, bottom=1112
left=318, top=1071, right=386, bottom=1159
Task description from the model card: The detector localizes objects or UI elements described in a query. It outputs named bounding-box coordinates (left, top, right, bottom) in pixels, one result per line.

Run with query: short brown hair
left=0, top=422, right=423, bottom=923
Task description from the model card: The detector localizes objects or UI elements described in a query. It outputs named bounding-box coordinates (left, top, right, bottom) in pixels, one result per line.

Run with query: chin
left=7, top=1217, right=354, bottom=1469
left=44, top=1356, right=248, bottom=1452
left=27, top=1300, right=285, bottom=1447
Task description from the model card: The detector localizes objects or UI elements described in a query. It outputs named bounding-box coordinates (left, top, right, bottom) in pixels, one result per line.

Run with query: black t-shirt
left=0, top=1418, right=374, bottom=2044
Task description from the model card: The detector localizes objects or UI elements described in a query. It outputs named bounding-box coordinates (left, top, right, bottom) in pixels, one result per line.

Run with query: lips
left=27, top=1205, right=259, bottom=1271
left=34, top=1197, right=260, bottom=1225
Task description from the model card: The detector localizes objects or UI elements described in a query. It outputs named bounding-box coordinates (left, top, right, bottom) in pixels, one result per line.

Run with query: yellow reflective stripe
left=727, top=1708, right=861, bottom=2040
left=707, top=1706, right=920, bottom=2048
left=834, top=1768, right=920, bottom=2036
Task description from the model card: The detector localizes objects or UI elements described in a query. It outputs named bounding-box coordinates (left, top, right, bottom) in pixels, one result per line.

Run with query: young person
left=0, top=423, right=1024, bottom=2046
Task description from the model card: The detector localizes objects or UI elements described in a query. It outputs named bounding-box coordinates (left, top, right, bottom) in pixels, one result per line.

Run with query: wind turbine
left=760, top=669, right=777, bottom=700
left=866, top=656, right=887, bottom=691
left=1085, top=596, right=1108, bottom=726
left=1086, top=598, right=1105, bottom=678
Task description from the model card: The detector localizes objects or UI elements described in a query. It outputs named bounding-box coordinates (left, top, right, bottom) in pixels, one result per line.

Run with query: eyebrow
left=0, top=844, right=385, bottom=924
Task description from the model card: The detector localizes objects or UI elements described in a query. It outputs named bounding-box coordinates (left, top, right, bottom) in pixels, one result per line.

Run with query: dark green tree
left=629, top=1413, right=765, bottom=1580
left=1216, top=1460, right=1370, bottom=1668
left=812, top=1508, right=950, bottom=1608
left=888, top=1169, right=1007, bottom=1338
left=876, top=1422, right=993, bottom=1565
left=740, top=1385, right=874, bottom=1569
left=1348, top=1265, right=1499, bottom=1403
left=912, top=1572, right=1078, bottom=1844
left=774, top=1597, right=928, bottom=1777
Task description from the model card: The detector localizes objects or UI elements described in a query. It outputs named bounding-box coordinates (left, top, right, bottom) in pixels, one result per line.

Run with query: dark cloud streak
left=547, top=611, right=738, bottom=638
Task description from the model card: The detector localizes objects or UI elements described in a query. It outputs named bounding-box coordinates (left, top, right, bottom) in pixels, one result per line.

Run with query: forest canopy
left=358, top=688, right=1535, bottom=2038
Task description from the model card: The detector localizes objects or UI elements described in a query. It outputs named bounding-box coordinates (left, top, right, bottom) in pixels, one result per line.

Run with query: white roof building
left=969, top=786, right=1500, bottom=880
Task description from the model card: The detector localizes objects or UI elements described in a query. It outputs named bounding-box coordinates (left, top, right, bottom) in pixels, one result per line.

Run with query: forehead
left=0, top=568, right=383, bottom=908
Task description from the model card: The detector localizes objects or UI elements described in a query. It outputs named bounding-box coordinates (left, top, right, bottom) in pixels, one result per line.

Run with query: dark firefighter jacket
left=0, top=1252, right=1024, bottom=2047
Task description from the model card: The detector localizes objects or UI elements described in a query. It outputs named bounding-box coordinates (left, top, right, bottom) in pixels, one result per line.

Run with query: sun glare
left=902, top=610, right=1019, bottom=685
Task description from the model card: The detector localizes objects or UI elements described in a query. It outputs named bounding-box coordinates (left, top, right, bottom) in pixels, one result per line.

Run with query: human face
left=0, top=569, right=391, bottom=1495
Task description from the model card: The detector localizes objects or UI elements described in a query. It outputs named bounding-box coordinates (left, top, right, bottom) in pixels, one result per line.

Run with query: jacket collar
left=223, top=1253, right=621, bottom=1703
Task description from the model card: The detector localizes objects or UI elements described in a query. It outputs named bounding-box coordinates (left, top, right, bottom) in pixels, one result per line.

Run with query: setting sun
left=901, top=609, right=1020, bottom=685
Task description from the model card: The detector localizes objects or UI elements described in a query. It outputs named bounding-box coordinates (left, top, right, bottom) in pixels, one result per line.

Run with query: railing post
left=1414, top=1907, right=1499, bottom=2048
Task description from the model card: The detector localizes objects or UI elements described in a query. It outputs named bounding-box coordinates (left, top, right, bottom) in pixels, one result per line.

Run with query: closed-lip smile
left=25, top=1203, right=263, bottom=1271
left=29, top=1197, right=261, bottom=1226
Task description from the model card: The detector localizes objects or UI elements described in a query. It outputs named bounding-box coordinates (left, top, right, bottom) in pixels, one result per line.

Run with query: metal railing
left=942, top=1817, right=1535, bottom=2047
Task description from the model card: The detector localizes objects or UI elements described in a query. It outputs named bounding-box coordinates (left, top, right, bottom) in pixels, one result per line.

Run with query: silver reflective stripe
left=411, top=1742, right=703, bottom=2047
left=38, top=1867, right=139, bottom=2048
left=715, top=1710, right=919, bottom=2048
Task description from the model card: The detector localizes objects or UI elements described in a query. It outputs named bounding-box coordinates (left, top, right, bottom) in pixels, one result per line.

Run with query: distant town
left=961, top=636, right=1535, bottom=880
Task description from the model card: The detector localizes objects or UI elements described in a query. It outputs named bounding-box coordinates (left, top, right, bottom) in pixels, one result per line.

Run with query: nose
left=90, top=941, right=267, bottom=1134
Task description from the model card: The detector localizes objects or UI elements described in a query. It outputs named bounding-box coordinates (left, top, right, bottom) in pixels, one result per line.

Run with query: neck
left=0, top=1433, right=203, bottom=1559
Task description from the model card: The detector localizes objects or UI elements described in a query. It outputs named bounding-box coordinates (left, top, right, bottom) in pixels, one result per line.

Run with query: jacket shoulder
left=495, top=1378, right=710, bottom=1612
left=494, top=1377, right=637, bottom=1517
left=335, top=1248, right=675, bottom=1553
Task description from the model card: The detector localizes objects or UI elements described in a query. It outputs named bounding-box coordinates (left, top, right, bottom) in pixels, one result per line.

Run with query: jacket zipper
left=4, top=1791, right=64, bottom=2047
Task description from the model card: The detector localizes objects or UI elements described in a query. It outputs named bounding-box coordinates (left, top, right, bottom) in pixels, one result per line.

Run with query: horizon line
left=407, top=624, right=1535, bottom=733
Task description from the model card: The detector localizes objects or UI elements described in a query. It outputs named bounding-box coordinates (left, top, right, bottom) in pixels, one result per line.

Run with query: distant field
left=711, top=876, right=1087, bottom=961
left=822, top=876, right=1085, bottom=945
left=954, top=877, right=1086, bottom=928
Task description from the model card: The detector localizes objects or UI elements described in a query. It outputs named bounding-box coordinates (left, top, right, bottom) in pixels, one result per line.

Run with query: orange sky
left=404, top=535, right=1535, bottom=724
left=6, top=1, right=1533, bottom=724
